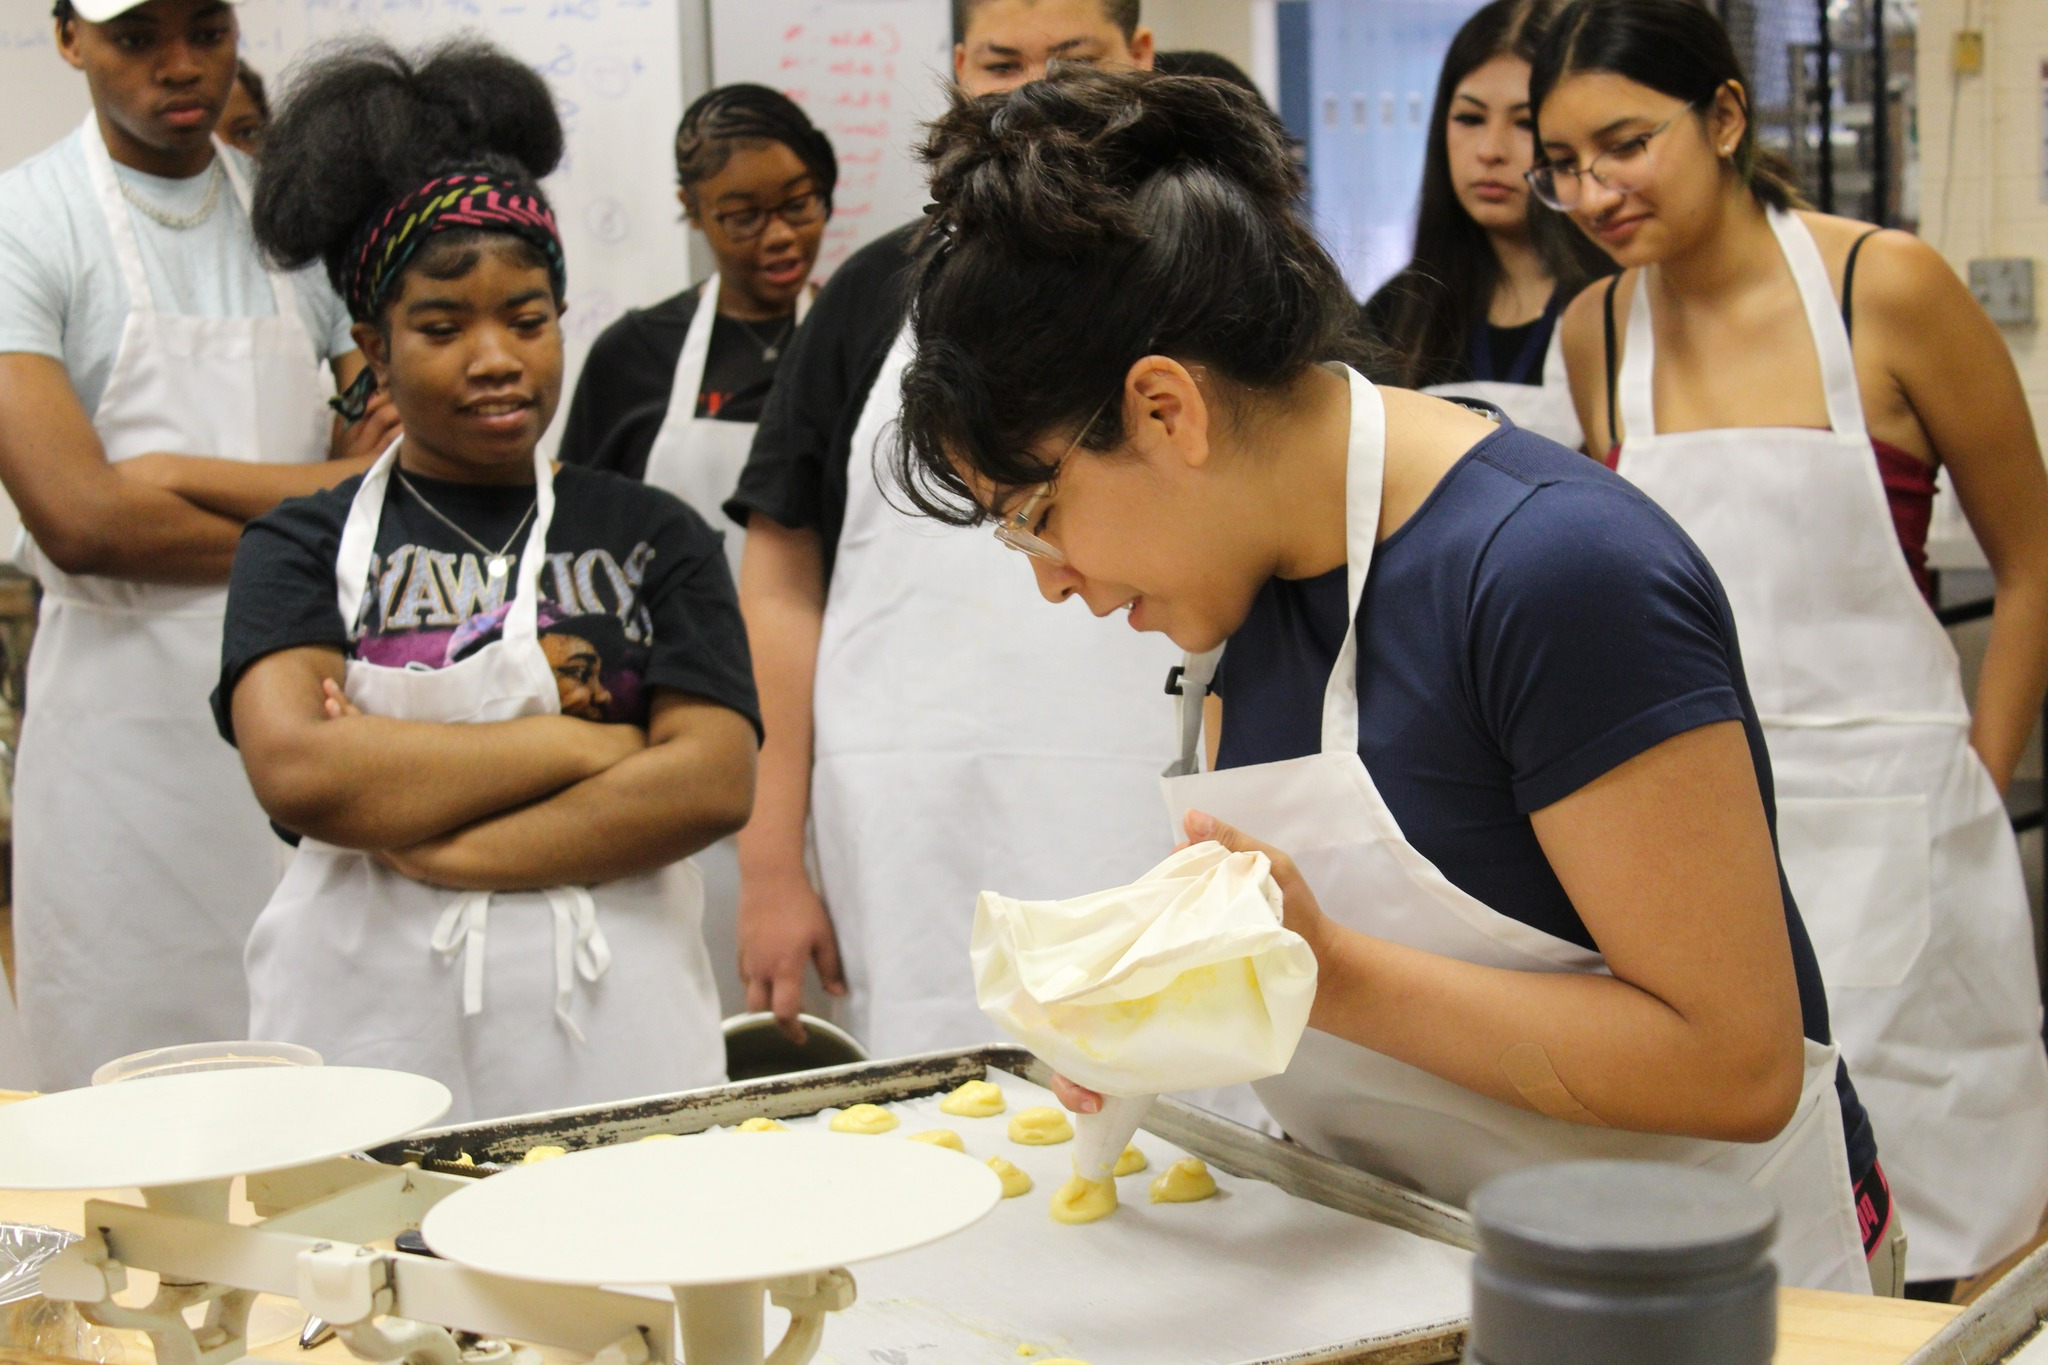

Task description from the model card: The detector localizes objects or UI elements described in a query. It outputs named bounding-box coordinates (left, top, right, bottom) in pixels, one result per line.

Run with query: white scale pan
left=421, top=1132, right=1002, bottom=1365
left=0, top=1066, right=452, bottom=1214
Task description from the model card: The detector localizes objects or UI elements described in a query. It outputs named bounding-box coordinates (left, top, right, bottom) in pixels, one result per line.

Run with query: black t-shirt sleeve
left=213, top=486, right=354, bottom=745
left=558, top=287, right=698, bottom=480
left=725, top=224, right=916, bottom=570
left=1467, top=477, right=1747, bottom=813
left=634, top=491, right=764, bottom=738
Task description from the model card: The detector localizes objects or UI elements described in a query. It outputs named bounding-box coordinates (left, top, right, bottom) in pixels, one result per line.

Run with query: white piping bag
left=970, top=842, right=1317, bottom=1164
left=1072, top=1093, right=1155, bottom=1184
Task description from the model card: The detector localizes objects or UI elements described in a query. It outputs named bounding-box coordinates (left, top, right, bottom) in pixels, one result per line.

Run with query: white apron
left=642, top=276, right=808, bottom=1015
left=13, top=117, right=330, bottom=1090
left=0, top=982, right=32, bottom=1091
left=1611, top=207, right=2048, bottom=1279
left=809, top=325, right=1185, bottom=1056
left=1163, top=367, right=1870, bottom=1294
left=1422, top=299, right=1583, bottom=449
left=244, top=441, right=726, bottom=1124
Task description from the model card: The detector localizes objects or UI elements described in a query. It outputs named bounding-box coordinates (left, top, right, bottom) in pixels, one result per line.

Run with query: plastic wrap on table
left=0, top=1223, right=122, bottom=1362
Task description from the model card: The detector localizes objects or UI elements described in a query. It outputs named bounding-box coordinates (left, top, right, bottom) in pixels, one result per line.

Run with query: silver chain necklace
left=118, top=159, right=224, bottom=231
left=732, top=313, right=796, bottom=363
left=396, top=472, right=537, bottom=580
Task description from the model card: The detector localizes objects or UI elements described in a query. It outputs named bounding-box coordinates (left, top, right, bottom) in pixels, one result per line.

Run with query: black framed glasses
left=711, top=191, right=828, bottom=241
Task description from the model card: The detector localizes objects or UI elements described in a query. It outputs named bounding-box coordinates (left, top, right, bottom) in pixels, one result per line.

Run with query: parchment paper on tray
left=754, top=1072, right=1471, bottom=1365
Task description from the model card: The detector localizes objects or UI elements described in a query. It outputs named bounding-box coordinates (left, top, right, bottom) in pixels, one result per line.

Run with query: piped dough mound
left=522, top=1145, right=568, bottom=1164
left=1008, top=1106, right=1074, bottom=1145
left=1149, top=1157, right=1219, bottom=1203
left=735, top=1117, right=788, bottom=1133
left=1113, top=1144, right=1149, bottom=1177
left=1049, top=1174, right=1117, bottom=1224
left=908, top=1128, right=966, bottom=1151
left=988, top=1156, right=1034, bottom=1198
left=828, top=1103, right=899, bottom=1135
left=939, top=1079, right=1007, bottom=1118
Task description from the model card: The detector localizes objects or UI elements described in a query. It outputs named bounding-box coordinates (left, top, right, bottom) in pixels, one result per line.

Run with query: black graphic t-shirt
left=214, top=463, right=761, bottom=745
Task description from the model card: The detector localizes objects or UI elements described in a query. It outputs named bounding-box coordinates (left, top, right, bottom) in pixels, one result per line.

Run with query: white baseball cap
left=68, top=0, right=243, bottom=22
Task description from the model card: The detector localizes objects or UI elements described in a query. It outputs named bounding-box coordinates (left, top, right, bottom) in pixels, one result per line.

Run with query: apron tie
left=545, top=886, right=611, bottom=1044
left=430, top=892, right=492, bottom=1018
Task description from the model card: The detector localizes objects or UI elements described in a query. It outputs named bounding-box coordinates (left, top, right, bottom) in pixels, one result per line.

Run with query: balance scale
left=0, top=1067, right=1001, bottom=1365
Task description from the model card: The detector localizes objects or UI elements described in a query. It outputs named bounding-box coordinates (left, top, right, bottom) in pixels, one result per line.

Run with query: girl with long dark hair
left=217, top=37, right=763, bottom=1121
left=1360, top=0, right=1612, bottom=444
left=1533, top=0, right=2048, bottom=1291
left=892, top=64, right=1878, bottom=1293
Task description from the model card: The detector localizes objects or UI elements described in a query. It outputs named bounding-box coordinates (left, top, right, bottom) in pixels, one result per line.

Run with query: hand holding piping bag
left=971, top=833, right=1319, bottom=1184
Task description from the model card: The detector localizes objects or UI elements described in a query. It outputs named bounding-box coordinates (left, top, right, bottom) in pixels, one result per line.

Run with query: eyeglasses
left=1525, top=104, right=1701, bottom=211
left=711, top=191, right=827, bottom=242
left=992, top=396, right=1114, bottom=566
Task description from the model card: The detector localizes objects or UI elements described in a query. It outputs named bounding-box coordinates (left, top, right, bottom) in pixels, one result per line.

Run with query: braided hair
left=673, top=83, right=837, bottom=209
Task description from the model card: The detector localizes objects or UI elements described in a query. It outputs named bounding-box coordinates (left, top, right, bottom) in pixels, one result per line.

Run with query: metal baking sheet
left=371, top=1047, right=1474, bottom=1365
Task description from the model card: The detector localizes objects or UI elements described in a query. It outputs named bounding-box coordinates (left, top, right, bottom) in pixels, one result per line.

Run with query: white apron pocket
left=1776, top=795, right=1932, bottom=990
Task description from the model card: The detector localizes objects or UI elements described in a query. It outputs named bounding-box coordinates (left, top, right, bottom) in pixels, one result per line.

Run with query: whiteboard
left=0, top=0, right=696, bottom=457
left=710, top=0, right=951, bottom=274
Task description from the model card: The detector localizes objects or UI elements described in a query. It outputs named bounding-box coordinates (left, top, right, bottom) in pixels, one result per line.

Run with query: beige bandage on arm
left=1499, top=1043, right=1610, bottom=1127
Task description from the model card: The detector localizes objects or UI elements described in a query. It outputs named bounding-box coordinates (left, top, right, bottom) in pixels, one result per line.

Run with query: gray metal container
left=1465, top=1159, right=1778, bottom=1365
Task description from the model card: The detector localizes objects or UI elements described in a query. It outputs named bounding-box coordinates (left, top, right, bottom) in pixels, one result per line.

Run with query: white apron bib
left=808, top=325, right=1185, bottom=1056
left=642, top=276, right=808, bottom=1015
left=1611, top=207, right=2048, bottom=1279
left=13, top=117, right=329, bottom=1090
left=244, top=441, right=726, bottom=1123
left=1163, top=367, right=1870, bottom=1294
left=1422, top=299, right=1583, bottom=449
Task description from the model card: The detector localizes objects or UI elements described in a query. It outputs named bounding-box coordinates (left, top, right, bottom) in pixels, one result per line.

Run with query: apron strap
left=503, top=442, right=555, bottom=643
left=77, top=114, right=155, bottom=311
left=1164, top=648, right=1223, bottom=778
left=544, top=885, right=611, bottom=1044
left=1617, top=271, right=1658, bottom=445
left=662, top=274, right=721, bottom=427
left=212, top=143, right=306, bottom=329
left=1766, top=206, right=1870, bottom=441
left=335, top=439, right=403, bottom=631
left=430, top=892, right=493, bottom=1018
left=1322, top=370, right=1388, bottom=757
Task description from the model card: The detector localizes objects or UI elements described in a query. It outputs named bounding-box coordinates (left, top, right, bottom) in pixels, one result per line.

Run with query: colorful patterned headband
left=331, top=171, right=568, bottom=420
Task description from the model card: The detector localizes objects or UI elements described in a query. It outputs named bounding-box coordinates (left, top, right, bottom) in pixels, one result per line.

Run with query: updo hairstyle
left=249, top=36, right=565, bottom=319
left=894, top=66, right=1363, bottom=526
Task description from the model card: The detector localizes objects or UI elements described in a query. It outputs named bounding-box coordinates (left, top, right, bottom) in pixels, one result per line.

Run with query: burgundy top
left=1603, top=439, right=1939, bottom=603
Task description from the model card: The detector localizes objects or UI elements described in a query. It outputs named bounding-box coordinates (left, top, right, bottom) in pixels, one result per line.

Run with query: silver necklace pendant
left=762, top=344, right=781, bottom=362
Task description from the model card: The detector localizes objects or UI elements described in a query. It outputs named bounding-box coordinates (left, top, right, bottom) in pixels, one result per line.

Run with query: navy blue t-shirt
left=1214, top=420, right=1877, bottom=1182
